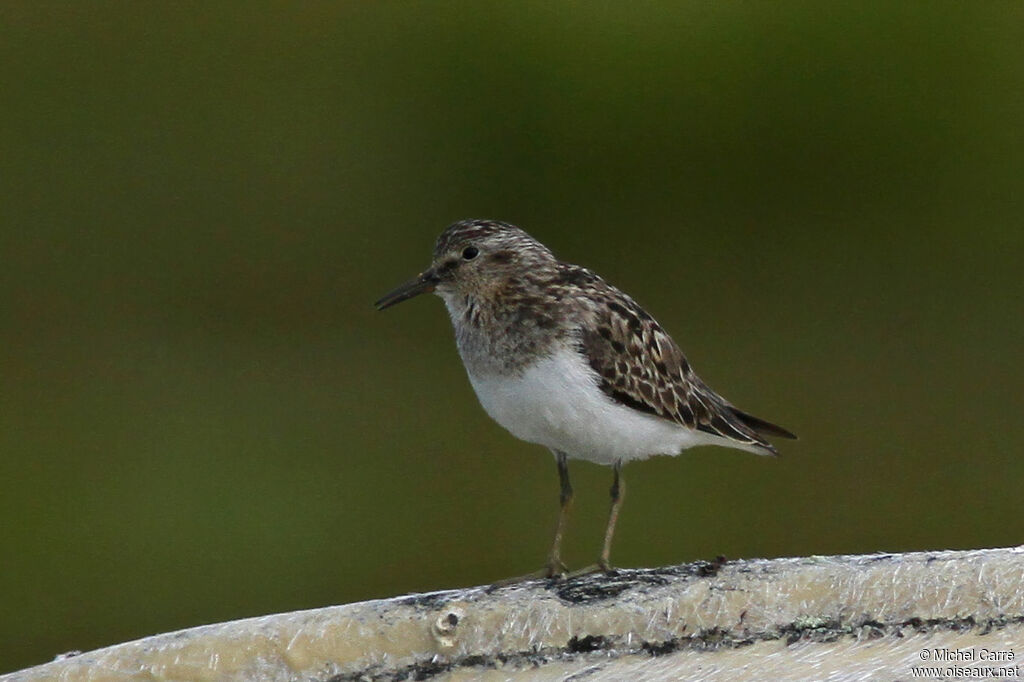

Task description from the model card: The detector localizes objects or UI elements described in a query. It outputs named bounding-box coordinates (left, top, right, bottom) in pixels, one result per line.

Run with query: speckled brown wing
left=564, top=266, right=794, bottom=455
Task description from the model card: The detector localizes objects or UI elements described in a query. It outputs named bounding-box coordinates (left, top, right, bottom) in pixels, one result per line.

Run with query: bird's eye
left=461, top=246, right=479, bottom=260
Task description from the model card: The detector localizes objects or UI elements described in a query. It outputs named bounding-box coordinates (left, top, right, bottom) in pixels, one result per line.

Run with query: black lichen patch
left=778, top=618, right=844, bottom=645
left=641, top=639, right=680, bottom=657
left=902, top=615, right=978, bottom=634
left=690, top=626, right=756, bottom=650
left=408, top=659, right=447, bottom=681
left=979, top=615, right=1024, bottom=635
left=549, top=558, right=739, bottom=605
left=330, top=648, right=552, bottom=682
left=551, top=569, right=671, bottom=605
left=567, top=634, right=610, bottom=653
left=858, top=618, right=887, bottom=640
left=554, top=577, right=634, bottom=604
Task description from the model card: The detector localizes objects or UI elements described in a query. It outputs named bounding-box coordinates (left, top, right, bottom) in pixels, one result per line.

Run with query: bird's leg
left=598, top=460, right=624, bottom=571
left=545, top=451, right=573, bottom=578
left=491, top=452, right=572, bottom=586
left=566, top=460, right=624, bottom=578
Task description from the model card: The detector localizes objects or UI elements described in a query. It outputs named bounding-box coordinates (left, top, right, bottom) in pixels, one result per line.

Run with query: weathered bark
left=5, top=547, right=1024, bottom=681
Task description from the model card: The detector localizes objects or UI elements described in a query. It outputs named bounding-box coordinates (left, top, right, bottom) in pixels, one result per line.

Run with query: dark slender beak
left=374, top=270, right=439, bottom=310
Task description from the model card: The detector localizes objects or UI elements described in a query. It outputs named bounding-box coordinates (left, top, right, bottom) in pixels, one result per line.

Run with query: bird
left=375, top=219, right=795, bottom=578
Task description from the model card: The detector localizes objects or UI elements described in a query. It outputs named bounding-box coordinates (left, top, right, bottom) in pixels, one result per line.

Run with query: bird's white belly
left=466, top=347, right=721, bottom=465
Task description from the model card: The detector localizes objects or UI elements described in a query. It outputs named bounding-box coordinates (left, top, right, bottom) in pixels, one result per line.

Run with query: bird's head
left=375, top=219, right=555, bottom=310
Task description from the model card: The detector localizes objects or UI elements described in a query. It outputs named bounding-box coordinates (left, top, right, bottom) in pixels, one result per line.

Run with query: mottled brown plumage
left=425, top=219, right=795, bottom=455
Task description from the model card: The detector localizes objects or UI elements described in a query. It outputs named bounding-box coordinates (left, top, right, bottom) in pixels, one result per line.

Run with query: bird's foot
left=545, top=556, right=569, bottom=579
left=491, top=558, right=568, bottom=586
left=566, top=560, right=617, bottom=579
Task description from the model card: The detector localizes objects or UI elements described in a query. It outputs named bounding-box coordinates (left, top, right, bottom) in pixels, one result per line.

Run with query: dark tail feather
left=731, top=409, right=797, bottom=440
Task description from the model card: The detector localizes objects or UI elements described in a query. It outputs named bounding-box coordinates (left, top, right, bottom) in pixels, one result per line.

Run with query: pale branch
left=5, top=547, right=1024, bottom=681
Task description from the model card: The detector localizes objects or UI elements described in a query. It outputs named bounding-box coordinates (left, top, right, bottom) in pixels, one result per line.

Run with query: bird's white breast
left=465, top=347, right=725, bottom=465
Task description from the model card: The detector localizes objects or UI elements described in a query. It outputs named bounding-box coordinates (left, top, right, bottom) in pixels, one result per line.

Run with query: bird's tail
left=731, top=408, right=797, bottom=440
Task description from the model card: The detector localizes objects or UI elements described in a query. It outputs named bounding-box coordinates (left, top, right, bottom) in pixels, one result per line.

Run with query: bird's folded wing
left=572, top=275, right=778, bottom=452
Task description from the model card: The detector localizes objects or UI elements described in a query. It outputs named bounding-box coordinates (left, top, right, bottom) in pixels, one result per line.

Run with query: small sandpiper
left=376, top=219, right=795, bottom=578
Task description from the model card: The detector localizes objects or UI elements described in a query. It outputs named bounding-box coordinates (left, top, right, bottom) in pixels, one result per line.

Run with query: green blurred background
left=2, top=1, right=1022, bottom=672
